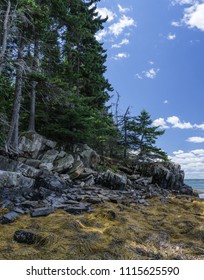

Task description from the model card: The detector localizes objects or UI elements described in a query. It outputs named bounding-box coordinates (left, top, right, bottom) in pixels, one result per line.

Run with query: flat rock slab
left=31, top=207, right=54, bottom=217
left=65, top=203, right=92, bottom=215
left=1, top=211, right=19, bottom=224
left=14, top=230, right=42, bottom=245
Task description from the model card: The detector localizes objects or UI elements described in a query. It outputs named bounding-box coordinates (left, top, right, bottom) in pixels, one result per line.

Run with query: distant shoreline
left=184, top=179, right=204, bottom=194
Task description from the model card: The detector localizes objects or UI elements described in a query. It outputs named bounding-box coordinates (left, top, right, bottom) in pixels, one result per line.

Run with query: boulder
left=74, top=144, right=100, bottom=168
left=53, top=154, right=74, bottom=173
left=1, top=211, right=19, bottom=224
left=31, top=207, right=54, bottom=217
left=97, top=170, right=127, bottom=190
left=39, top=149, right=59, bottom=171
left=0, top=170, right=35, bottom=189
left=34, top=173, right=67, bottom=192
left=68, top=160, right=84, bottom=179
left=134, top=162, right=186, bottom=191
left=19, top=132, right=57, bottom=159
left=0, top=156, right=41, bottom=179
left=65, top=203, right=92, bottom=214
left=14, top=230, right=42, bottom=244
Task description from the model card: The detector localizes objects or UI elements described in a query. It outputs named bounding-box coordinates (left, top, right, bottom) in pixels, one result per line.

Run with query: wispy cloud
left=95, top=29, right=108, bottom=41
left=118, top=4, right=131, bottom=13
left=164, top=100, right=169, bottom=104
left=95, top=4, right=136, bottom=50
left=109, top=15, right=136, bottom=37
left=135, top=64, right=160, bottom=80
left=143, top=68, right=160, bottom=79
left=171, top=0, right=197, bottom=5
left=112, top=38, right=130, bottom=48
left=96, top=7, right=116, bottom=22
left=149, top=61, right=154, bottom=65
left=171, top=21, right=182, bottom=27
left=135, top=73, right=143, bottom=80
left=112, top=52, right=130, bottom=60
left=167, top=33, right=176, bottom=40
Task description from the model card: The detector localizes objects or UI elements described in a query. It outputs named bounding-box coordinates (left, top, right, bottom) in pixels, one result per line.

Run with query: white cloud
left=153, top=115, right=204, bottom=131
left=149, top=61, right=154, bottom=65
left=171, top=1, right=204, bottom=32
left=96, top=7, right=116, bottom=22
left=109, top=15, right=136, bottom=37
left=95, top=29, right=108, bottom=41
left=183, top=3, right=204, bottom=31
left=143, top=68, right=160, bottom=79
left=171, top=20, right=182, bottom=27
left=112, top=38, right=129, bottom=48
left=195, top=123, right=204, bottom=129
left=112, top=52, right=130, bottom=60
left=166, top=116, right=194, bottom=129
left=167, top=33, right=176, bottom=40
left=153, top=118, right=169, bottom=129
left=187, top=136, right=204, bottom=143
left=118, top=4, right=130, bottom=13
left=164, top=100, right=169, bottom=104
left=135, top=73, right=143, bottom=79
left=170, top=149, right=204, bottom=179
left=171, top=0, right=197, bottom=5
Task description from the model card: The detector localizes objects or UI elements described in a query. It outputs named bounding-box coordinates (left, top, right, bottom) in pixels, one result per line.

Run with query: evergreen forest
left=0, top=0, right=167, bottom=161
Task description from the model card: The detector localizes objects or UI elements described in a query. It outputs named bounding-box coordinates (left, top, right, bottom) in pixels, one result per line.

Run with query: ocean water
left=184, top=179, right=204, bottom=193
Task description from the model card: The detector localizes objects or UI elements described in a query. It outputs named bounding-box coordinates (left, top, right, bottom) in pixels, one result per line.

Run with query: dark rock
left=12, top=207, right=25, bottom=214
left=86, top=197, right=102, bottom=204
left=1, top=200, right=14, bottom=210
left=106, top=210, right=116, bottom=220
left=180, top=184, right=193, bottom=195
left=0, top=170, right=35, bottom=188
left=19, top=132, right=57, bottom=159
left=21, top=200, right=39, bottom=209
left=74, top=144, right=100, bottom=168
left=39, top=149, right=59, bottom=171
left=65, top=203, right=92, bottom=214
left=134, top=162, right=185, bottom=191
left=35, top=173, right=67, bottom=192
left=31, top=207, right=54, bottom=217
left=14, top=230, right=42, bottom=245
left=68, top=160, right=84, bottom=179
left=1, top=211, right=19, bottom=224
left=52, top=154, right=74, bottom=173
left=97, top=170, right=127, bottom=190
left=66, top=199, right=80, bottom=204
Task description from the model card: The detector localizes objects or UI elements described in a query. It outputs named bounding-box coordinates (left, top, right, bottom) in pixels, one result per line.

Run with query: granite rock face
left=0, top=133, right=195, bottom=222
left=134, top=162, right=185, bottom=190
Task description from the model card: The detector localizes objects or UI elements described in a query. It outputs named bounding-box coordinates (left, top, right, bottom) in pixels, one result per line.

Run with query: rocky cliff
left=0, top=132, right=193, bottom=224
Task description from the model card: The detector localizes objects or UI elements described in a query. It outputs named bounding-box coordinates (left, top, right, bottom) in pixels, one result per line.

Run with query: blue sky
left=95, top=0, right=204, bottom=179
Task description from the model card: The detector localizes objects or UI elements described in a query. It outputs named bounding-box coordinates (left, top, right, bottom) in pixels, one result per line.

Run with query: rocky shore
left=0, top=132, right=194, bottom=223
left=1, top=133, right=204, bottom=260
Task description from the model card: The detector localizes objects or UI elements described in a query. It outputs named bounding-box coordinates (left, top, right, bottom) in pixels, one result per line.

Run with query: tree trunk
left=0, top=0, right=11, bottom=76
left=28, top=39, right=39, bottom=132
left=6, top=37, right=23, bottom=153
